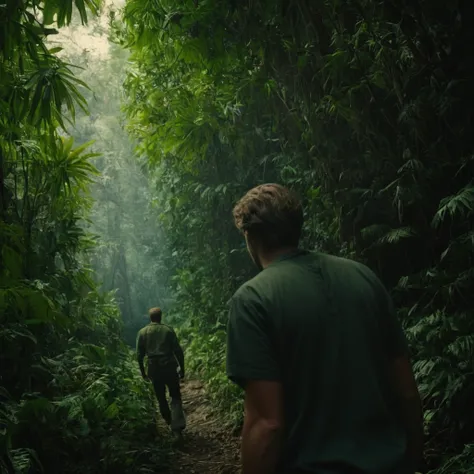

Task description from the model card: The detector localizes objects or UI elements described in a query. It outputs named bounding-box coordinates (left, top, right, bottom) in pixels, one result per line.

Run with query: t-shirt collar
left=267, top=248, right=308, bottom=268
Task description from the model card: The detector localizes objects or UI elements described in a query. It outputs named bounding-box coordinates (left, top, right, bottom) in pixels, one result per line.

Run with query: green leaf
left=2, top=246, right=22, bottom=280
left=48, top=47, right=63, bottom=54
left=432, top=185, right=474, bottom=228
left=379, top=227, right=417, bottom=244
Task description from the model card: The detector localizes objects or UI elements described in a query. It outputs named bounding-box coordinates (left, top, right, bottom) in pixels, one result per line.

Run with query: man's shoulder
left=230, top=251, right=318, bottom=301
left=138, top=323, right=177, bottom=338
left=231, top=268, right=272, bottom=299
left=231, top=280, right=257, bottom=303
left=138, top=324, right=150, bottom=335
left=161, top=323, right=176, bottom=333
left=320, top=253, right=387, bottom=296
left=230, top=252, right=379, bottom=300
left=319, top=252, right=375, bottom=275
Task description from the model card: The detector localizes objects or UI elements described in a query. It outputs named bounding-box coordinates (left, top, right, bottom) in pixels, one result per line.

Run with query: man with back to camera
left=136, top=307, right=186, bottom=437
left=226, top=184, right=423, bottom=474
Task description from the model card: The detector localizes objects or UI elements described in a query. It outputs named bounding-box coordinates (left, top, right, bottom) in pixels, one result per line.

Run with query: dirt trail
left=166, top=380, right=241, bottom=474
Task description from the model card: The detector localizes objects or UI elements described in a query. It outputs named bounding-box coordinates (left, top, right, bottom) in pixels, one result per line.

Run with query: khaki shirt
left=136, top=322, right=180, bottom=369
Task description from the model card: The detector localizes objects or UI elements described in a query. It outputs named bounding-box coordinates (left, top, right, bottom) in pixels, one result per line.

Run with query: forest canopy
left=1, top=0, right=474, bottom=473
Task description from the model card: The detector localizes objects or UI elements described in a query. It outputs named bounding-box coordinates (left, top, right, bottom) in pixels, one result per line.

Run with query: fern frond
left=432, top=185, right=474, bottom=227
left=398, top=159, right=424, bottom=174
left=379, top=227, right=417, bottom=244
left=447, top=335, right=474, bottom=359
left=10, top=448, right=42, bottom=474
left=360, top=224, right=389, bottom=241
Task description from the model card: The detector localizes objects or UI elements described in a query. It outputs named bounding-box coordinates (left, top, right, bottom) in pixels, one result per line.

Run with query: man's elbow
left=248, top=416, right=284, bottom=437
left=262, top=418, right=283, bottom=433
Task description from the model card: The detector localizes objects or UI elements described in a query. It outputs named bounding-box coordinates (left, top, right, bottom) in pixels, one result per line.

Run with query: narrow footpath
left=166, top=380, right=241, bottom=474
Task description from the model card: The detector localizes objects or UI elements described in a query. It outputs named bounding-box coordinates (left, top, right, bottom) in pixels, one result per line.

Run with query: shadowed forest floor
left=162, top=380, right=241, bottom=473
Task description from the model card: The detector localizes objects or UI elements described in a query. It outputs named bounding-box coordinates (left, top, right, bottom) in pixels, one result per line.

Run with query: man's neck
left=260, top=246, right=299, bottom=269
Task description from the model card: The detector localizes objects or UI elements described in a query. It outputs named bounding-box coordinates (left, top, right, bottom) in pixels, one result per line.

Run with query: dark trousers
left=149, top=367, right=181, bottom=425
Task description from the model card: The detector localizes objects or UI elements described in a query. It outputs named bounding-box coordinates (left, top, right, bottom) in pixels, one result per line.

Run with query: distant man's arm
left=226, top=292, right=283, bottom=474
left=136, top=332, right=147, bottom=379
left=392, top=355, right=424, bottom=471
left=172, top=332, right=185, bottom=378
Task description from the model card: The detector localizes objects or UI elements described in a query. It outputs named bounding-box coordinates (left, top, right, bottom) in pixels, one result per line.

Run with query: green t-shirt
left=226, top=250, right=410, bottom=474
left=136, top=322, right=180, bottom=370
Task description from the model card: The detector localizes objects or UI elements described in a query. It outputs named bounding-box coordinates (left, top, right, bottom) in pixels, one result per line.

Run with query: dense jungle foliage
left=1, top=0, right=474, bottom=473
left=52, top=19, right=174, bottom=345
left=116, top=0, right=474, bottom=472
left=0, top=1, right=171, bottom=472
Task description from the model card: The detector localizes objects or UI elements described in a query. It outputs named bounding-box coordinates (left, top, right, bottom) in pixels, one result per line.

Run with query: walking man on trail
left=226, top=184, right=423, bottom=474
left=136, top=307, right=186, bottom=437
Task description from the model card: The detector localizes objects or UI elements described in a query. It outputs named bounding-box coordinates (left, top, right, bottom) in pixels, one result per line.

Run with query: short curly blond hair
left=233, top=183, right=303, bottom=249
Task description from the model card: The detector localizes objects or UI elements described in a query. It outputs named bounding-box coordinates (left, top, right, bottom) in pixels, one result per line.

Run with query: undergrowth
left=1, top=290, right=172, bottom=474
left=178, top=328, right=243, bottom=430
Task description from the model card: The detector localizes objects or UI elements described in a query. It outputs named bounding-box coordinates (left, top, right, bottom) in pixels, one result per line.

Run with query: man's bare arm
left=241, top=380, right=284, bottom=474
left=392, top=355, right=424, bottom=471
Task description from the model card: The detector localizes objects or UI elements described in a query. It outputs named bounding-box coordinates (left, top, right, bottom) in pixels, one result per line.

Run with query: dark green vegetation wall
left=0, top=1, right=169, bottom=472
left=118, top=0, right=474, bottom=471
